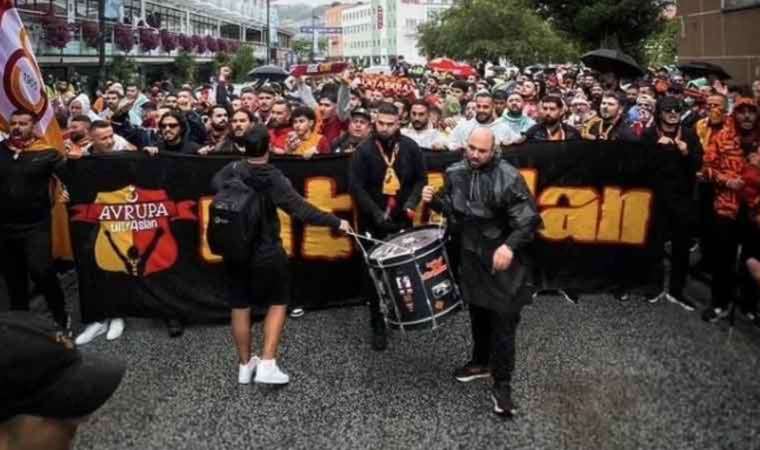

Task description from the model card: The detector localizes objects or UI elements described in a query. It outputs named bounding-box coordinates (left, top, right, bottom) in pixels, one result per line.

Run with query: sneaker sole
left=254, top=378, right=289, bottom=385
left=455, top=372, right=491, bottom=383
left=491, top=394, right=516, bottom=418
left=666, top=294, right=695, bottom=311
left=75, top=327, right=108, bottom=345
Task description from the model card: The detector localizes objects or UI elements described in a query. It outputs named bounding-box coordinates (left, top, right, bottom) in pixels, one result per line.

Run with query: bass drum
left=367, top=226, right=462, bottom=331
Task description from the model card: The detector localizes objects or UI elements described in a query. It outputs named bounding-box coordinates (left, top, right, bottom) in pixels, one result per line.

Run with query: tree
left=641, top=19, right=678, bottom=68
left=291, top=37, right=328, bottom=62
left=531, top=0, right=663, bottom=62
left=230, top=45, right=256, bottom=83
left=108, top=55, right=138, bottom=84
left=417, top=0, right=579, bottom=66
left=171, top=51, right=197, bottom=85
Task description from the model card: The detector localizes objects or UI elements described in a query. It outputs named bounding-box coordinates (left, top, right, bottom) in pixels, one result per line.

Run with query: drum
left=366, top=225, right=462, bottom=331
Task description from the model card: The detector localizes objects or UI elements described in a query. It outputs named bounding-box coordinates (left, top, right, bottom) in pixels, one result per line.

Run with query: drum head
left=369, top=226, right=444, bottom=263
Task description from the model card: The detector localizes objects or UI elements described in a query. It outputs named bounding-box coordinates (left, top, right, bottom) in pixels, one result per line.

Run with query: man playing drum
left=349, top=102, right=427, bottom=351
left=422, top=127, right=541, bottom=419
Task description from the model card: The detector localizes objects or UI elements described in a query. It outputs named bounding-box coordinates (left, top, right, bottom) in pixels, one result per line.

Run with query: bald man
left=422, top=127, right=541, bottom=418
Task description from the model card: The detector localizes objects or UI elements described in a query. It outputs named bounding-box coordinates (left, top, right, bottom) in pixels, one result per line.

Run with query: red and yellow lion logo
left=71, top=185, right=196, bottom=276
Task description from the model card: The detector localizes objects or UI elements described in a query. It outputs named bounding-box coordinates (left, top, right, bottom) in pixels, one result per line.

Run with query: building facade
left=16, top=0, right=293, bottom=75
left=326, top=3, right=352, bottom=60
left=341, top=0, right=454, bottom=66
left=677, top=0, right=760, bottom=85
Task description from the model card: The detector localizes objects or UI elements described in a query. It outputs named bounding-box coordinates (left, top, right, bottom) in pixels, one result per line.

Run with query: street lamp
left=265, top=0, right=270, bottom=64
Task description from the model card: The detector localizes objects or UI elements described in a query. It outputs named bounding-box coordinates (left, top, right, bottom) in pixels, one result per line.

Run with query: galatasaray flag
left=0, top=1, right=72, bottom=259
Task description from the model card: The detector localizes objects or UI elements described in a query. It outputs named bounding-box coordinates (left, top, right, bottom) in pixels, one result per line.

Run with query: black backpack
left=207, top=162, right=262, bottom=263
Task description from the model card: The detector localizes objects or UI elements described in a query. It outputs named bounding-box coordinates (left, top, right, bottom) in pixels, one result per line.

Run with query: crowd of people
left=39, top=61, right=760, bottom=323
left=2, top=56, right=760, bottom=436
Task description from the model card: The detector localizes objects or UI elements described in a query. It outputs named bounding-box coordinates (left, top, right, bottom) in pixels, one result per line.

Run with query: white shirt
left=401, top=126, right=448, bottom=150
left=82, top=134, right=133, bottom=155
left=448, top=117, right=519, bottom=151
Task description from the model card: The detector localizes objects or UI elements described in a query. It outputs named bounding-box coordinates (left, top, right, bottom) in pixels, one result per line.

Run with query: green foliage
left=291, top=37, right=328, bottom=61
left=108, top=55, right=138, bottom=84
left=230, top=45, right=256, bottom=83
left=171, top=51, right=197, bottom=85
left=642, top=20, right=679, bottom=68
left=417, top=0, right=579, bottom=65
left=531, top=0, right=663, bottom=62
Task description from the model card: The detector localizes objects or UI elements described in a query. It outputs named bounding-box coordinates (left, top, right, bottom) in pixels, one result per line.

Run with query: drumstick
left=345, top=230, right=414, bottom=255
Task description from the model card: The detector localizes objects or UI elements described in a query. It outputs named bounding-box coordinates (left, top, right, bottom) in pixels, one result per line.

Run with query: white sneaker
left=254, top=359, right=290, bottom=384
left=238, top=356, right=260, bottom=384
left=289, top=307, right=305, bottom=318
left=106, top=318, right=125, bottom=341
left=75, top=321, right=108, bottom=345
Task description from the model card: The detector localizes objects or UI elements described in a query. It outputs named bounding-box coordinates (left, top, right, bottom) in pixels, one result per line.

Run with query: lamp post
left=265, top=0, right=270, bottom=64
left=97, top=0, right=106, bottom=83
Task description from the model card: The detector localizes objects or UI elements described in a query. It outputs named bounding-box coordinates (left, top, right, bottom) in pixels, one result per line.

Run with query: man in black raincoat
left=422, top=127, right=541, bottom=418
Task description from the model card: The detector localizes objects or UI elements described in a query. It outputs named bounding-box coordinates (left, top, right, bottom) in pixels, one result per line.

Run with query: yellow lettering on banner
left=414, top=171, right=445, bottom=226
left=596, top=188, right=651, bottom=245
left=198, top=197, right=222, bottom=263
left=278, top=209, right=294, bottom=257
left=301, top=177, right=353, bottom=260
left=519, top=169, right=538, bottom=197
left=539, top=188, right=599, bottom=242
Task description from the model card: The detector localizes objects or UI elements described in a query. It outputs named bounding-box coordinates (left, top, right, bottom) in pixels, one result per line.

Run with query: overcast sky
left=274, top=0, right=335, bottom=5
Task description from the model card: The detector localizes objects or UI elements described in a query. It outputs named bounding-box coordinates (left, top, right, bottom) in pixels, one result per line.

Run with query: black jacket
left=524, top=123, right=581, bottom=142
left=0, top=145, right=66, bottom=236
left=211, top=162, right=341, bottom=261
left=641, top=124, right=703, bottom=225
left=349, top=134, right=426, bottom=231
left=430, top=157, right=542, bottom=312
left=331, top=133, right=367, bottom=154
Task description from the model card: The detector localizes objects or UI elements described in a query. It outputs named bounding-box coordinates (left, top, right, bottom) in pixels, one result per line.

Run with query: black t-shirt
left=0, top=144, right=65, bottom=236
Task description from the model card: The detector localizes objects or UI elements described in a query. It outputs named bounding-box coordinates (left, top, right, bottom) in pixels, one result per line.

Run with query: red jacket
left=317, top=115, right=348, bottom=147
left=269, top=126, right=293, bottom=153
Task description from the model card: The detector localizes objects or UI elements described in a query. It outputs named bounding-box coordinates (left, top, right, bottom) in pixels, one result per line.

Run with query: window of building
left=190, top=12, right=217, bottom=36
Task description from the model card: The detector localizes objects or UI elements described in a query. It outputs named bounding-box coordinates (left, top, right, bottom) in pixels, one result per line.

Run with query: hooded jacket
left=702, top=98, right=760, bottom=219
left=430, top=156, right=542, bottom=312
left=211, top=162, right=341, bottom=262
left=68, top=93, right=100, bottom=123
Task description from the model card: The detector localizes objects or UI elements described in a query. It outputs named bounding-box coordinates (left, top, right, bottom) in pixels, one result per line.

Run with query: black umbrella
left=676, top=61, right=732, bottom=80
left=247, top=65, right=289, bottom=82
left=581, top=49, right=645, bottom=78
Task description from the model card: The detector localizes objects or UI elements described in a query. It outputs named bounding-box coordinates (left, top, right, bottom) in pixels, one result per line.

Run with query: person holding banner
left=331, top=107, right=372, bottom=154
left=349, top=102, right=427, bottom=351
left=642, top=96, right=703, bottom=311
left=448, top=92, right=519, bottom=151
left=0, top=110, right=69, bottom=329
left=422, top=127, right=541, bottom=418
left=211, top=126, right=350, bottom=385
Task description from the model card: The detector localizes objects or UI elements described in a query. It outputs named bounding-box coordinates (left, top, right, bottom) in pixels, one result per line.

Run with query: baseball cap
left=350, top=107, right=371, bottom=121
left=0, top=312, right=125, bottom=422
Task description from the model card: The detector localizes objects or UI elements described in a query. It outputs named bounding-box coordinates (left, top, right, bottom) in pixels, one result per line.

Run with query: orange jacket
left=702, top=105, right=760, bottom=219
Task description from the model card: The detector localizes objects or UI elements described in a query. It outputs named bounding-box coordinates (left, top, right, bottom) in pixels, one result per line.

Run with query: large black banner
left=65, top=141, right=677, bottom=323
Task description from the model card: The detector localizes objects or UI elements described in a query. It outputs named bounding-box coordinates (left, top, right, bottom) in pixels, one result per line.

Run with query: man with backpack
left=210, top=126, right=350, bottom=385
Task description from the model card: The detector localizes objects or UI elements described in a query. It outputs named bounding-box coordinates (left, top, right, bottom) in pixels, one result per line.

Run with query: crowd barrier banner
left=64, top=141, right=681, bottom=322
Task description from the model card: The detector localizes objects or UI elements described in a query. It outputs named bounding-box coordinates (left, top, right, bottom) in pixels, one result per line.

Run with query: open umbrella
left=248, top=65, right=289, bottom=83
left=676, top=61, right=732, bottom=80
left=427, top=58, right=477, bottom=78
left=581, top=49, right=645, bottom=78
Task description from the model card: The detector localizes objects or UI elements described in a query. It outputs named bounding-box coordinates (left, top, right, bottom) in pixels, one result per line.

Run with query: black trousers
left=0, top=224, right=66, bottom=324
left=710, top=215, right=756, bottom=311
left=469, top=304, right=521, bottom=397
left=357, top=214, right=414, bottom=330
